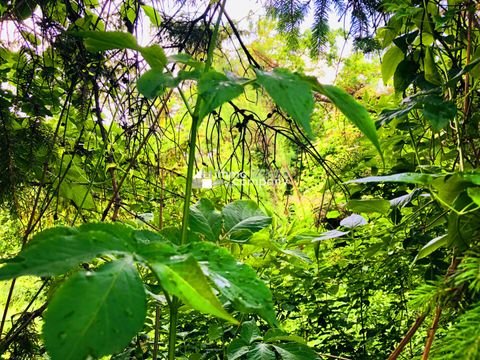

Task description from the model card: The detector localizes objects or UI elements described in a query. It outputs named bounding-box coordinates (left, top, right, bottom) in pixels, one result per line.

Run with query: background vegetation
left=0, top=0, right=479, bottom=359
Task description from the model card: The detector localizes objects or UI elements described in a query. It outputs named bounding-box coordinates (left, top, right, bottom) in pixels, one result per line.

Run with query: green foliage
left=255, top=68, right=314, bottom=137
left=266, top=0, right=382, bottom=55
left=148, top=256, right=237, bottom=323
left=77, top=31, right=139, bottom=52
left=2, top=0, right=480, bottom=359
left=189, top=198, right=222, bottom=242
left=181, top=242, right=277, bottom=326
left=137, top=70, right=176, bottom=98
left=198, top=70, right=245, bottom=121
left=381, top=45, right=404, bottom=84
left=310, top=79, right=382, bottom=157
left=0, top=220, right=277, bottom=358
left=43, top=258, right=146, bottom=360
left=227, top=321, right=317, bottom=359
left=431, top=304, right=480, bottom=359
left=222, top=200, right=272, bottom=242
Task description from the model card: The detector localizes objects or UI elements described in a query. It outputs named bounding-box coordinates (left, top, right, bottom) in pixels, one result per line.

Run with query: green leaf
left=182, top=242, right=278, bottom=326
left=43, top=258, right=146, bottom=360
left=313, top=82, right=382, bottom=158
left=264, top=329, right=306, bottom=344
left=189, top=198, right=222, bottom=241
left=424, top=46, right=442, bottom=85
left=59, top=182, right=95, bottom=210
left=382, top=45, right=404, bottom=84
left=347, top=199, right=391, bottom=214
left=137, top=69, right=177, bottom=99
left=133, top=234, right=178, bottom=263
left=422, top=96, right=456, bottom=131
left=239, top=321, right=262, bottom=344
left=76, top=31, right=139, bottom=52
left=149, top=255, right=238, bottom=323
left=470, top=47, right=480, bottom=79
left=228, top=339, right=251, bottom=360
left=255, top=68, right=314, bottom=137
left=394, top=59, right=419, bottom=93
left=432, top=174, right=469, bottom=206
left=249, top=343, right=276, bottom=360
left=0, top=224, right=134, bottom=280
left=222, top=200, right=272, bottom=242
left=13, top=0, right=37, bottom=20
left=348, top=172, right=438, bottom=185
left=467, top=187, right=480, bottom=206
left=446, top=57, right=480, bottom=86
left=414, top=234, right=448, bottom=262
left=208, top=324, right=224, bottom=341
left=167, top=53, right=204, bottom=69
left=141, top=4, right=161, bottom=26
left=139, top=45, right=167, bottom=70
left=272, top=343, right=319, bottom=359
left=377, top=26, right=398, bottom=48
left=198, top=70, right=244, bottom=120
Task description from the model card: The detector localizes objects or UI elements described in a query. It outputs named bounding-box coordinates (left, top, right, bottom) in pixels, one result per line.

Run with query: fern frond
left=408, top=280, right=444, bottom=314
left=266, top=0, right=309, bottom=49
left=431, top=303, right=480, bottom=360
left=310, top=0, right=330, bottom=56
left=455, top=252, right=480, bottom=294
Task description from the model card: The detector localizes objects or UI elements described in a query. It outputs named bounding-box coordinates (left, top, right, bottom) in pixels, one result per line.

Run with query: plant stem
left=167, top=298, right=179, bottom=360
left=167, top=1, right=227, bottom=359
left=422, top=306, right=442, bottom=360
left=388, top=313, right=427, bottom=360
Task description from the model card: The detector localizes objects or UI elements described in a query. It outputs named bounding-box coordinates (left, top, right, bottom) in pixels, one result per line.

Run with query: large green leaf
left=467, top=187, right=480, bottom=206
left=228, top=339, right=251, bottom=360
left=382, top=45, right=404, bottom=84
left=421, top=95, right=456, bottom=131
left=167, top=53, right=204, bottom=69
left=198, top=70, right=244, bottom=120
left=414, top=234, right=448, bottom=262
left=222, top=200, right=272, bottom=242
left=272, top=343, right=319, bottom=359
left=0, top=223, right=134, bottom=280
left=76, top=31, right=139, bottom=52
left=239, top=320, right=263, bottom=344
left=43, top=258, right=146, bottom=360
left=141, top=4, right=161, bottom=26
left=182, top=242, right=277, bottom=326
left=137, top=69, right=177, bottom=99
left=312, top=81, right=382, bottom=157
left=347, top=199, right=391, bottom=214
left=347, top=172, right=438, bottom=185
left=248, top=343, right=276, bottom=360
left=264, top=329, right=306, bottom=344
left=59, top=182, right=95, bottom=210
left=189, top=198, right=222, bottom=241
left=139, top=45, right=167, bottom=70
left=149, top=255, right=238, bottom=323
left=255, top=68, right=314, bottom=137
left=424, top=46, right=442, bottom=85
left=394, top=59, right=419, bottom=93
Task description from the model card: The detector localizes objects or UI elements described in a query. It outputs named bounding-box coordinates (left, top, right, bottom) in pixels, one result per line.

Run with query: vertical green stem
left=167, top=1, right=227, bottom=359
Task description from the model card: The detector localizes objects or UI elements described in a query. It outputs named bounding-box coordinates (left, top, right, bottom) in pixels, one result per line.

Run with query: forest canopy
left=0, top=0, right=480, bottom=359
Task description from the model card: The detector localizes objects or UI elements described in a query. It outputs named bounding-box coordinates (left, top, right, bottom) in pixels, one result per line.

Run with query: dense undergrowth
left=1, top=0, right=480, bottom=359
